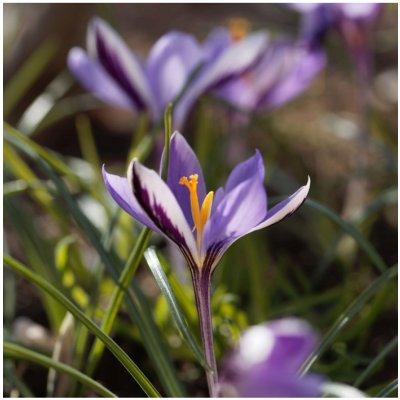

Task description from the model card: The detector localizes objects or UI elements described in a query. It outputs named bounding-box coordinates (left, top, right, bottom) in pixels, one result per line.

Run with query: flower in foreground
left=103, top=132, right=310, bottom=396
left=68, top=17, right=268, bottom=128
left=219, top=318, right=325, bottom=397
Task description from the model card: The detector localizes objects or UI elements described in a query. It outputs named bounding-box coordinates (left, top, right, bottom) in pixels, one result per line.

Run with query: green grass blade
left=85, top=228, right=152, bottom=377
left=300, top=265, right=397, bottom=374
left=4, top=122, right=78, bottom=180
left=4, top=38, right=58, bottom=116
left=17, top=70, right=74, bottom=135
left=354, top=336, right=398, bottom=387
left=376, top=379, right=398, bottom=397
left=144, top=247, right=211, bottom=371
left=4, top=341, right=117, bottom=398
left=4, top=254, right=161, bottom=398
left=305, top=198, right=388, bottom=274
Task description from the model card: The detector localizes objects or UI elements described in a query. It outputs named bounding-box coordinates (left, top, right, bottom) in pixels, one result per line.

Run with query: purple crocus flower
left=219, top=318, right=325, bottom=397
left=291, top=4, right=382, bottom=81
left=103, top=131, right=310, bottom=396
left=183, top=28, right=326, bottom=115
left=68, top=17, right=268, bottom=128
left=199, top=27, right=326, bottom=112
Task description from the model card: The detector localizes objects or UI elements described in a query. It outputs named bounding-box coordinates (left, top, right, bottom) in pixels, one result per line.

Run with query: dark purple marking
left=95, top=27, right=147, bottom=110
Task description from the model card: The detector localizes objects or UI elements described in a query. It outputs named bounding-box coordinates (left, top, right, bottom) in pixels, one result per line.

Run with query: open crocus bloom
left=103, top=131, right=310, bottom=396
left=201, top=28, right=326, bottom=112
left=103, top=131, right=310, bottom=274
left=219, top=318, right=325, bottom=397
left=68, top=17, right=268, bottom=128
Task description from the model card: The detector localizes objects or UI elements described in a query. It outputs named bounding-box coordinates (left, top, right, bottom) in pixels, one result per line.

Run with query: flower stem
left=192, top=269, right=219, bottom=397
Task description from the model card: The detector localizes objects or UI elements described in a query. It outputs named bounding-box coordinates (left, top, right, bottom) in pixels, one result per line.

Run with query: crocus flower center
left=228, top=17, right=250, bottom=42
left=179, top=174, right=214, bottom=250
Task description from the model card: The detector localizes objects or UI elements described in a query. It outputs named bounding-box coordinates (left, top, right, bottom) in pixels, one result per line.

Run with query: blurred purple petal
left=220, top=318, right=324, bottom=397
left=257, top=43, right=326, bottom=109
left=86, top=17, right=156, bottom=115
left=174, top=31, right=269, bottom=127
left=214, top=40, right=326, bottom=111
left=147, top=31, right=204, bottom=116
left=68, top=47, right=133, bottom=109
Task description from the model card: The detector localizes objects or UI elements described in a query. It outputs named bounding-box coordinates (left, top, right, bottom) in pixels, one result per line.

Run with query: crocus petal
left=201, top=152, right=267, bottom=262
left=252, top=176, right=310, bottom=231
left=87, top=17, right=156, bottom=115
left=102, top=165, right=160, bottom=232
left=202, top=28, right=231, bottom=62
left=68, top=47, right=133, bottom=109
left=225, top=149, right=265, bottom=193
left=220, top=318, right=324, bottom=398
left=128, top=159, right=199, bottom=265
left=147, top=31, right=204, bottom=117
left=257, top=43, right=326, bottom=110
left=174, top=31, right=269, bottom=127
left=340, top=3, right=382, bottom=20
left=161, top=131, right=207, bottom=228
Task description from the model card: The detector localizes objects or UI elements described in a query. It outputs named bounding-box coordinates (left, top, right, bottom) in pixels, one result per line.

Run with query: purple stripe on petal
left=252, top=176, right=310, bottom=231
left=102, top=165, right=159, bottom=232
left=128, top=159, right=199, bottom=265
left=88, top=17, right=156, bottom=115
left=68, top=48, right=133, bottom=109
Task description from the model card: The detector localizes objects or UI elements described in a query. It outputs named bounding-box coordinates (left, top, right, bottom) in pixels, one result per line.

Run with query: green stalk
left=4, top=254, right=160, bottom=398
left=4, top=341, right=116, bottom=398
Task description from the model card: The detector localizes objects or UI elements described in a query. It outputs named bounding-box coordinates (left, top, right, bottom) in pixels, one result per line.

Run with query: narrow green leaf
left=376, top=379, right=398, bottom=397
left=144, top=247, right=212, bottom=371
left=354, top=336, right=398, bottom=387
left=85, top=228, right=152, bottom=377
left=300, top=265, right=397, bottom=374
left=4, top=341, right=117, bottom=398
left=4, top=254, right=161, bottom=398
left=75, top=114, right=101, bottom=172
left=17, top=70, right=74, bottom=135
left=4, top=122, right=78, bottom=180
left=4, top=38, right=58, bottom=116
left=304, top=198, right=388, bottom=274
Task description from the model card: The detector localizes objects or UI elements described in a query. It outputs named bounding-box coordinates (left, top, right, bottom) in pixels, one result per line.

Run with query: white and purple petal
left=251, top=176, right=310, bottom=231
left=68, top=48, right=134, bottom=109
left=87, top=17, right=156, bottom=115
left=128, top=159, right=199, bottom=265
left=102, top=165, right=159, bottom=232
